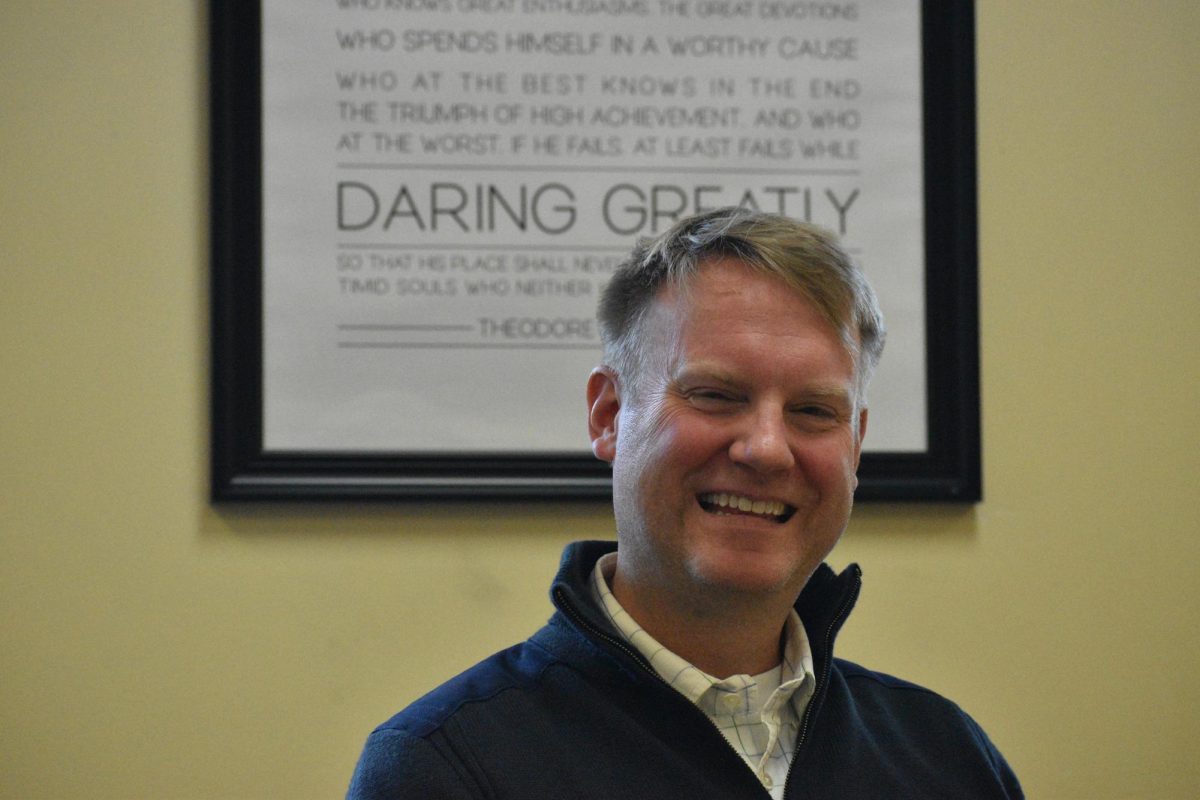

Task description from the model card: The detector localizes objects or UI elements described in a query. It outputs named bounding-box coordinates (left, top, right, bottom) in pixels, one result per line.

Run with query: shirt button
left=720, top=694, right=741, bottom=712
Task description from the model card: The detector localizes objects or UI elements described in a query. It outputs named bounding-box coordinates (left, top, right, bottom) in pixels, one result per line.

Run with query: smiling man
left=348, top=208, right=1022, bottom=799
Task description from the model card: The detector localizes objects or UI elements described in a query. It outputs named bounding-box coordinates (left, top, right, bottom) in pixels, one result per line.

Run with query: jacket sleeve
left=963, top=712, right=1025, bottom=799
left=346, top=728, right=480, bottom=800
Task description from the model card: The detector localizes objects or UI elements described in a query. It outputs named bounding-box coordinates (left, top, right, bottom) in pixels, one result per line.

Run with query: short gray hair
left=597, top=206, right=886, bottom=404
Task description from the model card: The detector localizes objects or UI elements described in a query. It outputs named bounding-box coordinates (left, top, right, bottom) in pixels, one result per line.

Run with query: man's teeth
left=700, top=493, right=787, bottom=517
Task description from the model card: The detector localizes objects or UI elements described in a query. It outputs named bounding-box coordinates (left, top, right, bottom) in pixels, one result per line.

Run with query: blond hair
left=597, top=207, right=886, bottom=404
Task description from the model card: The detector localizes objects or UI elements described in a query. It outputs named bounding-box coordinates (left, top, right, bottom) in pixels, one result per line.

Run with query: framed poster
left=211, top=0, right=979, bottom=501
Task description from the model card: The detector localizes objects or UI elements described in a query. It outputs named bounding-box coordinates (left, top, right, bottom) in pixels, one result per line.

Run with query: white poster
left=260, top=0, right=926, bottom=454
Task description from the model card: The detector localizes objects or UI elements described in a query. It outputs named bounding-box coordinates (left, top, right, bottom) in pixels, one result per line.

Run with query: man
left=348, top=208, right=1022, bottom=798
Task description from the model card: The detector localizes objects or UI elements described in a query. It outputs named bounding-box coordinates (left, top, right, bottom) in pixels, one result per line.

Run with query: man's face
left=588, top=258, right=866, bottom=607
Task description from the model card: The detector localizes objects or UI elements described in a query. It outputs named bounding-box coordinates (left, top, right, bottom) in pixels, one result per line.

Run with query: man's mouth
left=698, top=492, right=795, bottom=523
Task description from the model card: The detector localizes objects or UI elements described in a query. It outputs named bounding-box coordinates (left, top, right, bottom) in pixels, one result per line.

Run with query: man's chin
left=686, top=557, right=804, bottom=601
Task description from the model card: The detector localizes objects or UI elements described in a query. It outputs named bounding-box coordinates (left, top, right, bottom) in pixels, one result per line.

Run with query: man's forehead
left=636, top=259, right=858, bottom=378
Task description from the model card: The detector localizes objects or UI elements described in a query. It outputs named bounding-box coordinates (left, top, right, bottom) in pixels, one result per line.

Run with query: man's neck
left=608, top=567, right=793, bottom=678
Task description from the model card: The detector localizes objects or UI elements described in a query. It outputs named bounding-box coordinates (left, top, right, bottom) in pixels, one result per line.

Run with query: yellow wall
left=3, top=2, right=1197, bottom=797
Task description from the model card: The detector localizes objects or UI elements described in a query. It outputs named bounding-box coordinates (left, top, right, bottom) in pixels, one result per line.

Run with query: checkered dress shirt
left=591, top=553, right=816, bottom=798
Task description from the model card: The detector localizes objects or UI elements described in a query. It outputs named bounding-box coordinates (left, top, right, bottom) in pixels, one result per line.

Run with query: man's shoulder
left=834, top=657, right=943, bottom=693
left=827, top=657, right=1011, bottom=764
left=830, top=656, right=980, bottom=721
left=775, top=657, right=1021, bottom=798
left=372, top=634, right=561, bottom=739
left=347, top=617, right=654, bottom=799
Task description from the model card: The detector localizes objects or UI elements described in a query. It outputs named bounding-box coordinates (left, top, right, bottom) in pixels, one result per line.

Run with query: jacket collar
left=548, top=539, right=862, bottom=675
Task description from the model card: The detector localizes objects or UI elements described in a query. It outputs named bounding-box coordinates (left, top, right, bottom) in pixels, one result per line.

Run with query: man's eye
left=689, top=390, right=737, bottom=407
left=796, top=405, right=837, bottom=419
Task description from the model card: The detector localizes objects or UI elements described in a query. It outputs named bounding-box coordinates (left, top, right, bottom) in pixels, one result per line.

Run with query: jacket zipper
left=781, top=566, right=861, bottom=800
left=552, top=587, right=776, bottom=797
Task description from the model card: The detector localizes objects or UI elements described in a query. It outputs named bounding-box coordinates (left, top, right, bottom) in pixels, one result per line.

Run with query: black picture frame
left=210, top=0, right=979, bottom=503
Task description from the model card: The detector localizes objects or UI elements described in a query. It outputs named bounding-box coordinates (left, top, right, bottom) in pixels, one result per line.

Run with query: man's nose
left=728, top=405, right=796, bottom=474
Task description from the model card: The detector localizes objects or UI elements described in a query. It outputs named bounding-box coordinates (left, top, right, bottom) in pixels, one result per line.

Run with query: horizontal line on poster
left=337, top=342, right=601, bottom=351
left=336, top=243, right=629, bottom=252
left=337, top=324, right=475, bottom=332
left=336, top=162, right=861, bottom=177
left=334, top=242, right=860, bottom=255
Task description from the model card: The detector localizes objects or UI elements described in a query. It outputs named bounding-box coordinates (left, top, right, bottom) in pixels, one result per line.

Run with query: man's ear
left=853, top=407, right=869, bottom=468
left=586, top=367, right=621, bottom=463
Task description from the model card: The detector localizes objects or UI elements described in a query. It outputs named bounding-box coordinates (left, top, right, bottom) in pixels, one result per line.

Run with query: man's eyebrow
left=796, top=385, right=854, bottom=403
left=671, top=364, right=741, bottom=386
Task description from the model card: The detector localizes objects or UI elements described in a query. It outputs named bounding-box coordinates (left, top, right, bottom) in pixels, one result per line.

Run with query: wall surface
left=3, top=2, right=1198, bottom=798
